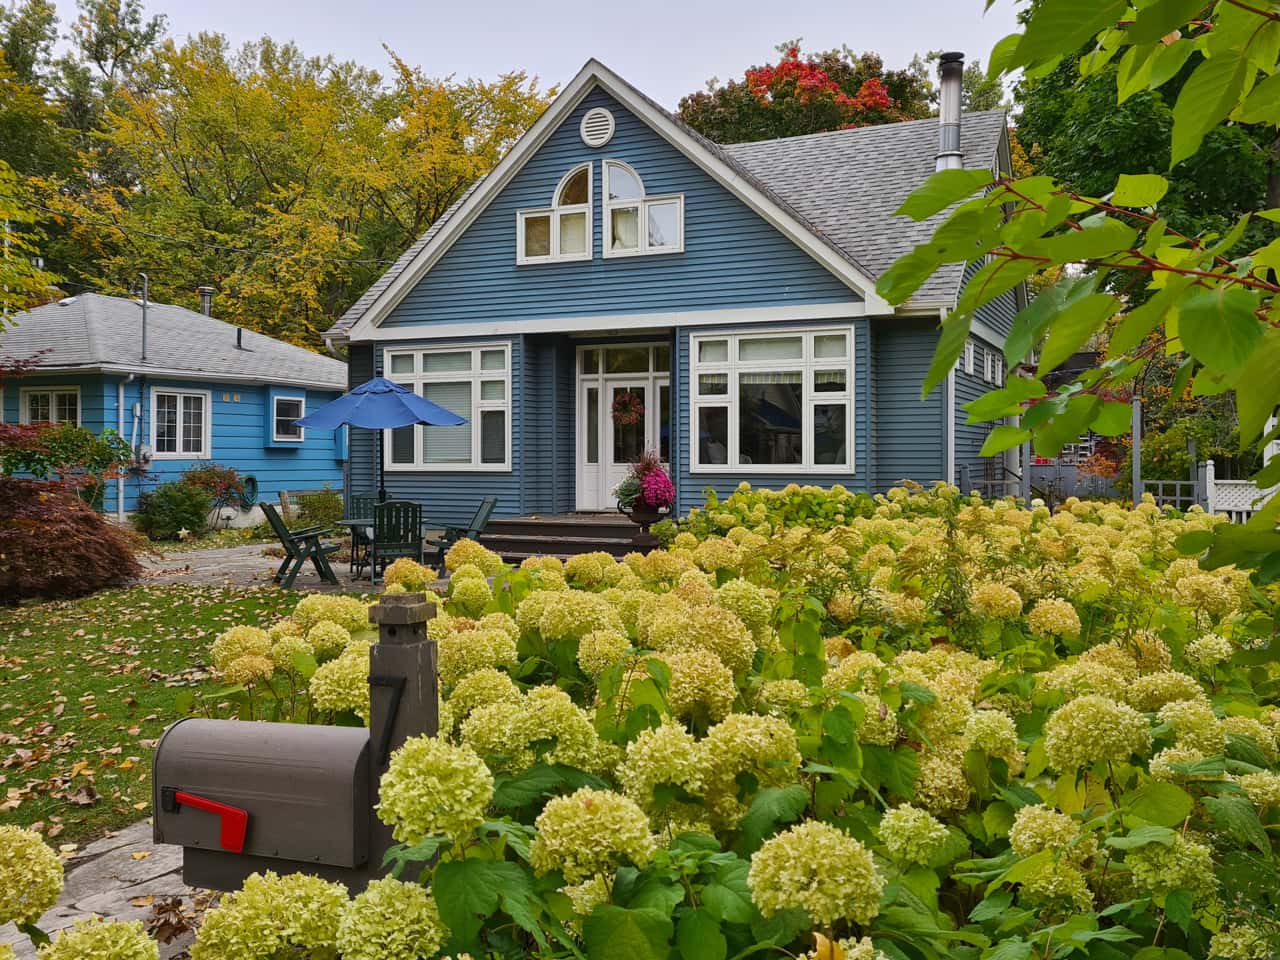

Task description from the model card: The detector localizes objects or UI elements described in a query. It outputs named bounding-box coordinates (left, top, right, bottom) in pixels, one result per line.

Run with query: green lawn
left=0, top=584, right=300, bottom=845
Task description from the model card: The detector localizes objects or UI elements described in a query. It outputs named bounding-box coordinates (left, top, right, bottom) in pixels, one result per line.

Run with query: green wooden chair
left=424, top=496, right=498, bottom=567
left=371, top=500, right=423, bottom=580
left=261, top=502, right=340, bottom=589
left=347, top=492, right=377, bottom=579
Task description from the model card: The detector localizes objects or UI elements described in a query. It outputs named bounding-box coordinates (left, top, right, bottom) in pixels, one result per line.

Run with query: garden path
left=0, top=820, right=199, bottom=959
left=139, top=543, right=355, bottom=591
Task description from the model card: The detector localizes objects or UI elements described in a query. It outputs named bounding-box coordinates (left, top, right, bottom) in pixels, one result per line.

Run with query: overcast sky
left=51, top=0, right=1021, bottom=108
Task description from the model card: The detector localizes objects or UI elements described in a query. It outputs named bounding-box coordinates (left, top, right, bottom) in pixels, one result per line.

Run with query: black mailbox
left=153, top=720, right=371, bottom=867
left=152, top=593, right=438, bottom=892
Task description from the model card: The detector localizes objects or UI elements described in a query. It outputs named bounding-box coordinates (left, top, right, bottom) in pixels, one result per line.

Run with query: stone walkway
left=0, top=821, right=199, bottom=959
left=139, top=543, right=363, bottom=592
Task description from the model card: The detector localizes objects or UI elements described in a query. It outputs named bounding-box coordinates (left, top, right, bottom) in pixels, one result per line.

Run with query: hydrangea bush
left=17, top=485, right=1280, bottom=958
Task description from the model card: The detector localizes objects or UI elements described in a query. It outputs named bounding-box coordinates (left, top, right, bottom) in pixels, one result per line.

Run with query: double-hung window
left=385, top=344, right=511, bottom=471
left=691, top=327, right=854, bottom=473
left=272, top=395, right=305, bottom=441
left=152, top=389, right=210, bottom=459
left=603, top=160, right=683, bottom=257
left=517, top=164, right=591, bottom=264
left=20, top=387, right=80, bottom=426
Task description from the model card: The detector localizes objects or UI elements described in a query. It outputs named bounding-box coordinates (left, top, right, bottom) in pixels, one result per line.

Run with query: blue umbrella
left=296, top=377, right=466, bottom=501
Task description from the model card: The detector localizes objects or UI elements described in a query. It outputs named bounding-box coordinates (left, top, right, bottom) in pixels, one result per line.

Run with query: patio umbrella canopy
left=296, top=376, right=467, bottom=501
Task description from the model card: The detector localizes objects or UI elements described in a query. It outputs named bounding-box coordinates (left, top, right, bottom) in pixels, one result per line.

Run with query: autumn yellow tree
left=43, top=35, right=552, bottom=347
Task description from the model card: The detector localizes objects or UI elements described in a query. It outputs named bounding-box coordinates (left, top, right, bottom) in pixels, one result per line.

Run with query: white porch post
left=1205, top=458, right=1216, bottom=515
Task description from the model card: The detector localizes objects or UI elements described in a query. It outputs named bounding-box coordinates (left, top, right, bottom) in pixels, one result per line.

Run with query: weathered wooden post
left=958, top=463, right=971, bottom=495
left=1131, top=396, right=1143, bottom=507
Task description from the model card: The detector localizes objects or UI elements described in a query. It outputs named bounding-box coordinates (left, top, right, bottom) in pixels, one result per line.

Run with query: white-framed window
left=516, top=163, right=592, bottom=264
left=690, top=327, right=854, bottom=474
left=19, top=386, right=80, bottom=426
left=272, top=395, right=305, bottom=442
left=603, top=160, right=684, bottom=258
left=384, top=343, right=512, bottom=471
left=963, top=340, right=975, bottom=375
left=151, top=388, right=211, bottom=459
left=982, top=347, right=995, bottom=384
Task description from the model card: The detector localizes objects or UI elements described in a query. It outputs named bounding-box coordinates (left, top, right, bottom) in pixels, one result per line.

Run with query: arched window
left=517, top=163, right=592, bottom=264
left=603, top=160, right=684, bottom=257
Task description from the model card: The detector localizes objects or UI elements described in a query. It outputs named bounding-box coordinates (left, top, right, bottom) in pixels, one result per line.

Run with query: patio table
left=335, top=518, right=447, bottom=579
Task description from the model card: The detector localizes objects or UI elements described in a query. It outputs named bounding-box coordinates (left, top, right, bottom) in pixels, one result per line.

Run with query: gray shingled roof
left=2, top=293, right=347, bottom=390
left=722, top=111, right=1008, bottom=306
left=324, top=73, right=1008, bottom=338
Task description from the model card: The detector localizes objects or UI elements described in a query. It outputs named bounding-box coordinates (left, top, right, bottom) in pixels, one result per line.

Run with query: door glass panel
left=814, top=403, right=848, bottom=466
left=424, top=351, right=471, bottom=373
left=697, top=407, right=728, bottom=465
left=582, top=349, right=599, bottom=374
left=586, top=387, right=599, bottom=464
left=480, top=410, right=506, bottom=465
left=738, top=371, right=802, bottom=465
left=654, top=345, right=670, bottom=372
left=698, top=339, right=728, bottom=363
left=606, top=347, right=649, bottom=373
left=814, top=334, right=847, bottom=358
left=739, top=336, right=802, bottom=361
left=611, top=386, right=646, bottom=464
left=659, top=384, right=670, bottom=462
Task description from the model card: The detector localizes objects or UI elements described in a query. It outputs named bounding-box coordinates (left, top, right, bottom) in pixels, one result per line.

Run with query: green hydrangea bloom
left=531, top=787, right=655, bottom=883
left=747, top=820, right=884, bottom=926
left=336, top=877, right=446, bottom=960
left=377, top=735, right=494, bottom=846
left=37, top=918, right=157, bottom=960
left=0, top=825, right=63, bottom=926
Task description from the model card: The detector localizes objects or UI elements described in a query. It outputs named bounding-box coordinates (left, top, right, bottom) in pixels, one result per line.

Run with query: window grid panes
left=273, top=397, right=304, bottom=441
left=603, top=161, right=684, bottom=257
left=691, top=328, right=854, bottom=473
left=153, top=390, right=208, bottom=458
left=22, top=389, right=78, bottom=425
left=384, top=344, right=512, bottom=470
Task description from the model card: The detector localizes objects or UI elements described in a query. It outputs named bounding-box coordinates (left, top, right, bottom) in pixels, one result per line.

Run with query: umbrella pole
left=378, top=429, right=387, bottom=503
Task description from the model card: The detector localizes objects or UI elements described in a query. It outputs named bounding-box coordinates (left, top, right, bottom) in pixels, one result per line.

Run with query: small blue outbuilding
left=0, top=292, right=348, bottom=519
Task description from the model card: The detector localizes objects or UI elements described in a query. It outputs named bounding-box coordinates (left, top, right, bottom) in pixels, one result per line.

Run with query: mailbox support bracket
left=368, top=674, right=406, bottom=766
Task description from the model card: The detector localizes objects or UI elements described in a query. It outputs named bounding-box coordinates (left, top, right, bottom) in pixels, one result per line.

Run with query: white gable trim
left=341, top=60, right=890, bottom=344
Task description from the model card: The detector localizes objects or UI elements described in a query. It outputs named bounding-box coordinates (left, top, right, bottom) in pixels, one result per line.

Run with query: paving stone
left=138, top=543, right=363, bottom=591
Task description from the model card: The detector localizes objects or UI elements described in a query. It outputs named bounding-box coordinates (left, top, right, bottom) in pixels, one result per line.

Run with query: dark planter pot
left=618, top=502, right=667, bottom=549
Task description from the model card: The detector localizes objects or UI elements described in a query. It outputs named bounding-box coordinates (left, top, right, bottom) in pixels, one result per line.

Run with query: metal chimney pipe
left=197, top=285, right=215, bottom=316
left=936, top=51, right=965, bottom=172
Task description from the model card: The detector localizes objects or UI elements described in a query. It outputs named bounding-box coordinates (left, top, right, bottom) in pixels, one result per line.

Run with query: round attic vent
left=579, top=108, right=615, bottom=148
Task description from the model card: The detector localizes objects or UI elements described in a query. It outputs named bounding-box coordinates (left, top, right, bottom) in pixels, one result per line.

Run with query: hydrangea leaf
left=676, top=908, right=727, bottom=960
left=582, top=906, right=673, bottom=960
left=1124, top=781, right=1193, bottom=827
left=732, top=784, right=809, bottom=855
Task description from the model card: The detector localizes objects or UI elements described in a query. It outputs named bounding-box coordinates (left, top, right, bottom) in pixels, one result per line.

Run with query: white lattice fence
left=1204, top=421, right=1280, bottom=523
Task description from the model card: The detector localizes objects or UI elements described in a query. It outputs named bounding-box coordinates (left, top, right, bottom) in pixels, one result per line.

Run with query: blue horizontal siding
left=672, top=320, right=871, bottom=514
left=965, top=258, right=1018, bottom=339
left=380, top=86, right=860, bottom=329
left=347, top=338, right=525, bottom=527
left=871, top=319, right=945, bottom=490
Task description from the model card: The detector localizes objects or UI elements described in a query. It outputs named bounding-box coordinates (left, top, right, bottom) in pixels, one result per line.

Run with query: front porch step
left=482, top=515, right=637, bottom=540
left=478, top=532, right=639, bottom=560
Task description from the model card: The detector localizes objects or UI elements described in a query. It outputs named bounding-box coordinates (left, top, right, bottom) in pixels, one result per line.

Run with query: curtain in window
left=423, top=382, right=472, bottom=463
left=611, top=208, right=639, bottom=249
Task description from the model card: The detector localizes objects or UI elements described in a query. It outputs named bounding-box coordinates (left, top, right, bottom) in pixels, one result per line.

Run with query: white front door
left=576, top=344, right=671, bottom=511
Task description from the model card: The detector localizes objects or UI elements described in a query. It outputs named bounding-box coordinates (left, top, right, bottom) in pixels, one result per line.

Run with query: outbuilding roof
left=2, top=293, right=347, bottom=390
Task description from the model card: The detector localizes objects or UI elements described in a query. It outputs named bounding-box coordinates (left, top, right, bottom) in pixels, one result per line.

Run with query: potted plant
left=613, top=451, right=674, bottom=547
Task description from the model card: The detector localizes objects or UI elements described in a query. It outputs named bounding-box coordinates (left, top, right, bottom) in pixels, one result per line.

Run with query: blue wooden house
left=1, top=292, right=348, bottom=520
left=324, top=58, right=1021, bottom=525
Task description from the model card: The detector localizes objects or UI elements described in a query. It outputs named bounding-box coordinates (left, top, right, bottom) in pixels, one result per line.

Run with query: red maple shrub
left=0, top=478, right=142, bottom=603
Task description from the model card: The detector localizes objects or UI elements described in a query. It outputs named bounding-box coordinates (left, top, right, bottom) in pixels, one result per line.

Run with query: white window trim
left=982, top=347, right=994, bottom=384
left=18, top=386, right=81, bottom=426
left=964, top=340, right=975, bottom=376
left=150, top=387, right=212, bottom=460
left=272, top=394, right=306, bottom=442
left=602, top=160, right=685, bottom=258
left=516, top=163, right=593, bottom=265
left=382, top=342, right=513, bottom=472
left=690, top=325, right=855, bottom=475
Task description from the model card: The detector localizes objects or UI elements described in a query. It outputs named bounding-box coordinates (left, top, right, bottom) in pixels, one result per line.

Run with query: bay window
left=691, top=328, right=854, bottom=473
left=385, top=344, right=511, bottom=471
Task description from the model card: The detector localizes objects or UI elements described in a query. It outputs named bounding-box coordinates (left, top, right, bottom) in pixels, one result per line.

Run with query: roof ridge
left=723, top=109, right=1009, bottom=150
